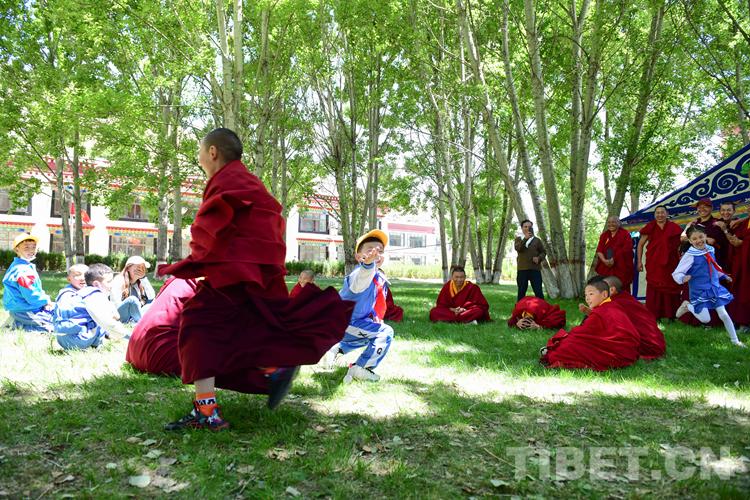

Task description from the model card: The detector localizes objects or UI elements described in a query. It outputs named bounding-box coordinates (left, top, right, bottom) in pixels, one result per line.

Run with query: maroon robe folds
left=429, top=281, right=491, bottom=323
left=384, top=288, right=404, bottom=322
left=540, top=300, right=640, bottom=371
left=639, top=220, right=683, bottom=319
left=728, top=218, right=750, bottom=326
left=125, top=277, right=195, bottom=376
left=611, top=292, right=665, bottom=360
left=595, top=228, right=634, bottom=291
left=158, top=160, right=353, bottom=392
left=507, top=296, right=566, bottom=329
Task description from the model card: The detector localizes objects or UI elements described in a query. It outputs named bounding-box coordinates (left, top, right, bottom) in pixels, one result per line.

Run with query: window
left=298, top=243, right=328, bottom=262
left=0, top=229, right=24, bottom=250
left=389, top=233, right=404, bottom=247
left=110, top=235, right=156, bottom=256
left=50, top=234, right=89, bottom=254
left=410, top=255, right=425, bottom=265
left=51, top=190, right=92, bottom=218
left=335, top=244, right=345, bottom=262
left=298, top=211, right=328, bottom=234
left=408, top=234, right=425, bottom=248
left=0, top=190, right=32, bottom=215
left=120, top=199, right=149, bottom=221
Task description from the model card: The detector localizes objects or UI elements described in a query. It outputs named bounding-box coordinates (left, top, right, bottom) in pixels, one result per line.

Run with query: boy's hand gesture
left=683, top=275, right=691, bottom=283
left=360, top=248, right=381, bottom=265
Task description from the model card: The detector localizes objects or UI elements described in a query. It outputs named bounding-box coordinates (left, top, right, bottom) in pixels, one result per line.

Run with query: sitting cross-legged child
left=289, top=270, right=319, bottom=298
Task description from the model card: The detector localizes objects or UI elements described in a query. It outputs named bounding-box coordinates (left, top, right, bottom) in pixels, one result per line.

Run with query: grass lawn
left=1, top=272, right=749, bottom=498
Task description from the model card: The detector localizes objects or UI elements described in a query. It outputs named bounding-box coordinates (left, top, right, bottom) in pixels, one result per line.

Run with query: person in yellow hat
left=2, top=233, right=54, bottom=332
left=323, top=229, right=394, bottom=383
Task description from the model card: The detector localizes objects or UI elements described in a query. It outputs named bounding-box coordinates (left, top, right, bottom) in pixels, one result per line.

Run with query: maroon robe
left=429, top=281, right=490, bottom=323
left=639, top=220, right=683, bottom=319
left=384, top=288, right=404, bottom=322
left=611, top=292, right=665, bottom=360
left=728, top=218, right=750, bottom=326
left=289, top=282, right=320, bottom=298
left=158, top=160, right=353, bottom=392
left=125, top=277, right=196, bottom=377
left=507, top=296, right=566, bottom=329
left=595, top=228, right=634, bottom=291
left=540, top=300, right=640, bottom=371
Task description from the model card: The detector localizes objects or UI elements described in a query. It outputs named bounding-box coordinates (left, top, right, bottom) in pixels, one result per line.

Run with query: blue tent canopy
left=622, top=142, right=750, bottom=231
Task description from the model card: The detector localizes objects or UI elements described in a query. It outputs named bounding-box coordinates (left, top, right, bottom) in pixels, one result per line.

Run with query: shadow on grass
left=1, top=371, right=749, bottom=498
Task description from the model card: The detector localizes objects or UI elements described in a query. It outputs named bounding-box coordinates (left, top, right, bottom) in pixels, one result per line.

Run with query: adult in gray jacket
left=514, top=219, right=546, bottom=301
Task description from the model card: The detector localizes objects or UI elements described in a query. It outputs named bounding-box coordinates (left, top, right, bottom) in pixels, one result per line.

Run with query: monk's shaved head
left=603, top=275, right=623, bottom=293
left=203, top=128, right=243, bottom=162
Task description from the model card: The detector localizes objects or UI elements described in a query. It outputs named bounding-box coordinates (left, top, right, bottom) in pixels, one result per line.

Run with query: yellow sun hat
left=355, top=229, right=388, bottom=252
left=13, top=233, right=39, bottom=249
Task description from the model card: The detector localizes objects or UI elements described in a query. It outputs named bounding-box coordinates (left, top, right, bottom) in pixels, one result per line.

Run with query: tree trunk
left=55, top=156, right=74, bottom=269
left=216, top=0, right=236, bottom=129
left=71, top=130, right=85, bottom=264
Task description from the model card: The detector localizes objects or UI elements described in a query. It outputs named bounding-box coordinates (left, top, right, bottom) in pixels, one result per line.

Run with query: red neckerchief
left=372, top=275, right=386, bottom=323
left=703, top=252, right=725, bottom=279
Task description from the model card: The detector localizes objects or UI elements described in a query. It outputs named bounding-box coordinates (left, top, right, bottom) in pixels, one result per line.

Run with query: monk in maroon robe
left=429, top=266, right=490, bottom=323
left=727, top=217, right=750, bottom=327
left=507, top=296, right=566, bottom=330
left=595, top=216, right=634, bottom=291
left=603, top=276, right=665, bottom=360
left=126, top=277, right=197, bottom=377
left=384, top=287, right=404, bottom=322
left=636, top=205, right=683, bottom=319
left=289, top=270, right=319, bottom=298
left=159, top=128, right=352, bottom=431
left=541, top=279, right=640, bottom=371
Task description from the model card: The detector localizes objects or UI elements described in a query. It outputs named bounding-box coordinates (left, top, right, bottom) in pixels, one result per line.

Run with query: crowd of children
left=2, top=127, right=747, bottom=433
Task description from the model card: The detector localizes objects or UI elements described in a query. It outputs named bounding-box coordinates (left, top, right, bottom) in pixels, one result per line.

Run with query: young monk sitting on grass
left=507, top=296, right=566, bottom=330
left=540, top=277, right=640, bottom=371
left=429, top=266, right=490, bottom=324
left=584, top=276, right=665, bottom=360
left=289, top=270, right=319, bottom=298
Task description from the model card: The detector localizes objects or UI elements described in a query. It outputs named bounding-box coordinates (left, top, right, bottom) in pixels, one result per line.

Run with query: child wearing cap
left=2, top=233, right=54, bottom=333
left=55, top=263, right=130, bottom=350
left=324, top=229, right=395, bottom=383
left=110, top=255, right=155, bottom=323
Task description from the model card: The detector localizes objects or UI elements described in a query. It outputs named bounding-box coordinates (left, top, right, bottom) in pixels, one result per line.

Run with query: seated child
left=289, top=270, right=319, bottom=298
left=602, top=276, right=666, bottom=360
left=126, top=277, right=198, bottom=376
left=55, top=263, right=130, bottom=350
left=2, top=234, right=54, bottom=333
left=540, top=277, right=640, bottom=371
left=507, top=296, right=566, bottom=330
left=672, top=226, right=744, bottom=347
left=429, top=266, right=490, bottom=323
left=110, top=256, right=156, bottom=324
left=325, top=229, right=394, bottom=382
left=53, top=263, right=89, bottom=335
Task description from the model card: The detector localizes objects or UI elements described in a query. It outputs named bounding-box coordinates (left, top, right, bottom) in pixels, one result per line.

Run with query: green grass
left=1, top=274, right=749, bottom=497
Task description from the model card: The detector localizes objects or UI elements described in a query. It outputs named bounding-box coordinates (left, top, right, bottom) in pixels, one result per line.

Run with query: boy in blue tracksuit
left=2, top=233, right=54, bottom=332
left=326, top=229, right=394, bottom=382
left=55, top=263, right=130, bottom=351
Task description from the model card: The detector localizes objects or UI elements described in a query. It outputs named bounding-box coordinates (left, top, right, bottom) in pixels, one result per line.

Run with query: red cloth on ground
left=639, top=220, right=683, bottom=319
left=429, top=281, right=491, bottom=323
left=595, top=228, right=634, bottom=291
left=507, top=296, right=566, bottom=329
left=289, top=282, right=320, bottom=298
left=125, top=277, right=196, bottom=376
left=611, top=292, right=665, bottom=360
left=384, top=288, right=404, bottom=322
left=158, top=160, right=353, bottom=392
left=540, top=300, right=640, bottom=371
left=728, top=218, right=750, bottom=326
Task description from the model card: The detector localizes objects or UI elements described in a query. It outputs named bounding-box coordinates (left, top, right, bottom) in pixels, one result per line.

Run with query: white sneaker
left=322, top=344, right=343, bottom=369
left=675, top=300, right=690, bottom=319
left=733, top=341, right=747, bottom=348
left=469, top=320, right=478, bottom=325
left=343, top=365, right=380, bottom=383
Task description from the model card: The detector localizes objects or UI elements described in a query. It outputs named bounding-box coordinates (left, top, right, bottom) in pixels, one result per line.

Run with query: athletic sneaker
left=322, top=344, right=344, bottom=369
left=267, top=366, right=300, bottom=410
left=164, top=402, right=230, bottom=431
left=675, top=300, right=690, bottom=319
left=732, top=341, right=747, bottom=348
left=343, top=364, right=380, bottom=383
left=469, top=320, right=479, bottom=325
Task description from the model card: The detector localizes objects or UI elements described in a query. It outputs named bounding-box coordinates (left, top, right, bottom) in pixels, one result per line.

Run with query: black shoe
left=267, top=366, right=300, bottom=410
left=165, top=402, right=230, bottom=431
